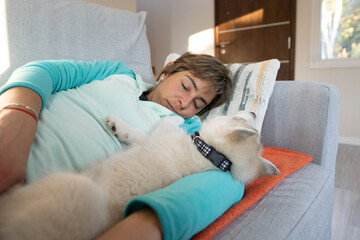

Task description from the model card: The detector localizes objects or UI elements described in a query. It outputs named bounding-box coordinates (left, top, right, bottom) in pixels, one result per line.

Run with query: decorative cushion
left=163, top=53, right=280, bottom=132
left=203, top=60, right=280, bottom=133
left=192, top=146, right=314, bottom=240
left=1, top=0, right=155, bottom=85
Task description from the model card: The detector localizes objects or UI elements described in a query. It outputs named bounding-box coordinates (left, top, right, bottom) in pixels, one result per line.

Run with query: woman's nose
left=179, top=95, right=192, bottom=109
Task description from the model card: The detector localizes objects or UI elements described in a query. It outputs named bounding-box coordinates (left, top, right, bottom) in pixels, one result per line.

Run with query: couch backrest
left=1, top=0, right=154, bottom=86
left=261, top=81, right=340, bottom=171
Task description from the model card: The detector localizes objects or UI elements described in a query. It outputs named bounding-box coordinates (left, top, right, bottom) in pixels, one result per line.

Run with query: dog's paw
left=105, top=115, right=129, bottom=141
left=105, top=115, right=147, bottom=146
left=162, top=115, right=185, bottom=127
left=105, top=115, right=119, bottom=133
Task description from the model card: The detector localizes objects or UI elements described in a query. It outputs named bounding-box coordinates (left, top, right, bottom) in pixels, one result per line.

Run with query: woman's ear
left=157, top=73, right=167, bottom=84
left=158, top=62, right=173, bottom=83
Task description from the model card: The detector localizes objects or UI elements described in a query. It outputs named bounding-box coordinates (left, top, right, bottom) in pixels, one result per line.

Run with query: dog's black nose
left=250, top=112, right=256, bottom=119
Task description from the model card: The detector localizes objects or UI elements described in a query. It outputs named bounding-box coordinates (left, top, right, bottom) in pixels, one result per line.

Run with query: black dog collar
left=191, top=132, right=232, bottom=172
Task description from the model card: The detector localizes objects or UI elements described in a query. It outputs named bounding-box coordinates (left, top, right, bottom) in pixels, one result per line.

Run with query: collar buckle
left=191, top=132, right=232, bottom=172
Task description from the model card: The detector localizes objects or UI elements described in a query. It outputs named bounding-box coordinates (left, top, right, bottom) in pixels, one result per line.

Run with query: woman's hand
left=0, top=87, right=42, bottom=193
left=96, top=208, right=162, bottom=240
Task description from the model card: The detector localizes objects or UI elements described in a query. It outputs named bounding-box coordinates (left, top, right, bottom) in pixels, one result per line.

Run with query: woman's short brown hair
left=159, top=52, right=232, bottom=115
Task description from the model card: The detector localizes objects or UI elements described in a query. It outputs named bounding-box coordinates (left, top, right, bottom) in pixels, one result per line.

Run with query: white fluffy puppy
left=0, top=111, right=279, bottom=240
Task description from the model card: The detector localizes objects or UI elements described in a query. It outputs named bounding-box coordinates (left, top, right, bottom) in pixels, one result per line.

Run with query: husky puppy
left=0, top=112, right=279, bottom=240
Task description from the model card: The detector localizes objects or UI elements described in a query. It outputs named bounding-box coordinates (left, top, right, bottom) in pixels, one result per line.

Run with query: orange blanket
left=192, top=146, right=313, bottom=239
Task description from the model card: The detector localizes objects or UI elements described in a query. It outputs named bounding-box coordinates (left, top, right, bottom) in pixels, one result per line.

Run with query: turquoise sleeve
left=124, top=170, right=245, bottom=240
left=180, top=115, right=202, bottom=135
left=0, top=60, right=136, bottom=109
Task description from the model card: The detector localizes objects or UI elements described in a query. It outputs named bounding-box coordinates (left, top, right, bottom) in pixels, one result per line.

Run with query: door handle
left=216, top=41, right=231, bottom=48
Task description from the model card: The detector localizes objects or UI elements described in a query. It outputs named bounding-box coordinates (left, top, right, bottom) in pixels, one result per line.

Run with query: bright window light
left=310, top=0, right=360, bottom=68
left=320, top=0, right=360, bottom=59
left=0, top=0, right=10, bottom=75
left=188, top=28, right=215, bottom=56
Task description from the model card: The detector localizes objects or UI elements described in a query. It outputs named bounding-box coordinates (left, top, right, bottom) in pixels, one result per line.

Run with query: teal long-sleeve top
left=0, top=60, right=244, bottom=240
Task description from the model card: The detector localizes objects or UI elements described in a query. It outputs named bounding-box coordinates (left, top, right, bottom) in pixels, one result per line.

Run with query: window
left=310, top=0, right=360, bottom=68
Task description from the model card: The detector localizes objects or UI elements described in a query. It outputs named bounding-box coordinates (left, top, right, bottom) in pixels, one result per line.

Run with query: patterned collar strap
left=191, top=132, right=232, bottom=172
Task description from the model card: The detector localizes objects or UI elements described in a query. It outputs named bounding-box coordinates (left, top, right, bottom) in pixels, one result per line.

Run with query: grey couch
left=2, top=0, right=340, bottom=239
left=213, top=81, right=340, bottom=240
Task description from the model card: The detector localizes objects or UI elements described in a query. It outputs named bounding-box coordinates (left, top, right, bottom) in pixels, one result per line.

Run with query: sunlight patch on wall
left=218, top=8, right=264, bottom=30
left=188, top=28, right=215, bottom=56
left=0, top=0, right=10, bottom=75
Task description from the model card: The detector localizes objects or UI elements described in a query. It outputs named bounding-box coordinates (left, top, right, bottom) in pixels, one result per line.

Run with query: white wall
left=136, top=0, right=360, bottom=144
left=136, top=0, right=214, bottom=75
left=135, top=0, right=172, bottom=76
left=84, top=0, right=136, bottom=11
left=296, top=0, right=360, bottom=145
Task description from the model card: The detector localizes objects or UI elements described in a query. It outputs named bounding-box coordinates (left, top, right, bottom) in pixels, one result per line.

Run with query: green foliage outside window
left=321, top=0, right=360, bottom=59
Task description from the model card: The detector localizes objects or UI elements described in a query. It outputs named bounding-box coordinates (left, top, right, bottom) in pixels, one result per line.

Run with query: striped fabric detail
left=203, top=59, right=280, bottom=133
left=223, top=65, right=245, bottom=114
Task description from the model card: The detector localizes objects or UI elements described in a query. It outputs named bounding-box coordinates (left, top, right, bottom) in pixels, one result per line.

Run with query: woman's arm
left=0, top=87, right=42, bottom=193
left=0, top=60, right=136, bottom=193
left=96, top=173, right=243, bottom=240
left=96, top=208, right=162, bottom=240
left=124, top=171, right=245, bottom=240
left=0, top=60, right=136, bottom=109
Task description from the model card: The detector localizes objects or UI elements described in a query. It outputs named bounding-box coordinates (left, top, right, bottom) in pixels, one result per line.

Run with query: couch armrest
left=261, top=81, right=340, bottom=171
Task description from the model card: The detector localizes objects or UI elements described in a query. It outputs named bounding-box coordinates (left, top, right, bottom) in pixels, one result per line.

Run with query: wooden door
left=215, top=0, right=296, bottom=80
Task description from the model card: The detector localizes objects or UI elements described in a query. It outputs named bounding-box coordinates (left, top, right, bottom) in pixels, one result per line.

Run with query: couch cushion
left=209, top=163, right=334, bottom=240
left=261, top=81, right=340, bottom=170
left=1, top=0, right=155, bottom=85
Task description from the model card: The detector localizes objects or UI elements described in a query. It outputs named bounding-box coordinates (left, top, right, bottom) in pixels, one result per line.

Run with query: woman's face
left=147, top=71, right=217, bottom=118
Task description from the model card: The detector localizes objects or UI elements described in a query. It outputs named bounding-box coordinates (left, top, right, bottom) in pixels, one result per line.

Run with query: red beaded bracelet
left=1, top=104, right=38, bottom=123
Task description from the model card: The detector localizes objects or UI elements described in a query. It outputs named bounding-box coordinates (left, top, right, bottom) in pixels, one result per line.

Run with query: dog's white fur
left=0, top=111, right=279, bottom=240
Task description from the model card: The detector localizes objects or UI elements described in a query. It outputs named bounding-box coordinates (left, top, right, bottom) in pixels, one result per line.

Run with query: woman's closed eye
left=181, top=79, right=206, bottom=110
left=194, top=101, right=199, bottom=110
left=195, top=99, right=207, bottom=110
left=182, top=82, right=189, bottom=91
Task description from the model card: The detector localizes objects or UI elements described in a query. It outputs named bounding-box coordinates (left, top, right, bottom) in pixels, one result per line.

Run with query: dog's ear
left=259, top=157, right=280, bottom=177
left=227, top=129, right=256, bottom=142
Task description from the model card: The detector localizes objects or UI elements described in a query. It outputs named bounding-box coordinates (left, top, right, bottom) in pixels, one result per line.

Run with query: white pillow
left=163, top=53, right=181, bottom=66
left=163, top=53, right=280, bottom=133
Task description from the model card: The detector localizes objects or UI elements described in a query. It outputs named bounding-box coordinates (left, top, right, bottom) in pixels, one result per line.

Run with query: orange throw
left=192, top=146, right=314, bottom=240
